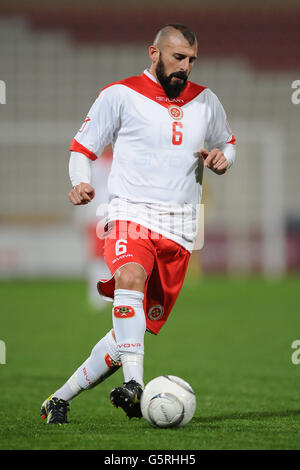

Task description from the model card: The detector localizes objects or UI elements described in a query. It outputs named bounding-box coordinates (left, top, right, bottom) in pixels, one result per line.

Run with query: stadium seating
left=0, top=12, right=299, bottom=275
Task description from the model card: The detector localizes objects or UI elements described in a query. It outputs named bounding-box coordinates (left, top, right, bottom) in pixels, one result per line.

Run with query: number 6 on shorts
left=115, top=239, right=127, bottom=256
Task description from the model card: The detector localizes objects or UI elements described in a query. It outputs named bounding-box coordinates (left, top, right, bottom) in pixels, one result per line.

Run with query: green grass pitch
left=0, top=276, right=299, bottom=450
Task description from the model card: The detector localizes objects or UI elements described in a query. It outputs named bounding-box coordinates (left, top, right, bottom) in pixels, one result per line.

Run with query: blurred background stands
left=0, top=0, right=299, bottom=282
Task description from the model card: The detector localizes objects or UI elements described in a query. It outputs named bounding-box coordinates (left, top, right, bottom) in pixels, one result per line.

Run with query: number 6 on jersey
left=172, top=122, right=183, bottom=146
left=115, top=239, right=128, bottom=256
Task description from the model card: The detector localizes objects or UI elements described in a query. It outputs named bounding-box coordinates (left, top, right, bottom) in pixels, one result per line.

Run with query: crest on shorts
left=168, top=104, right=183, bottom=120
left=147, top=305, right=164, bottom=321
left=114, top=306, right=135, bottom=318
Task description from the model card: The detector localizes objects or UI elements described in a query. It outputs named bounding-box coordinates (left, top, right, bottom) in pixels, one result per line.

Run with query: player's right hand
left=68, top=183, right=95, bottom=205
left=199, top=148, right=229, bottom=175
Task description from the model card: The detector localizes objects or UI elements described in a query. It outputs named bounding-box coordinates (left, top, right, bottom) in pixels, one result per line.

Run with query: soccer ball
left=141, top=375, right=196, bottom=428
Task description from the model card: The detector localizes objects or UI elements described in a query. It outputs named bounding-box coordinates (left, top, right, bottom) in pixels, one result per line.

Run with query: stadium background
left=0, top=0, right=299, bottom=279
left=1, top=0, right=300, bottom=451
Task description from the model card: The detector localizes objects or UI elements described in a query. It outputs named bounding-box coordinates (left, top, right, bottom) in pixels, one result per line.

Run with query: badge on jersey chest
left=168, top=104, right=183, bottom=120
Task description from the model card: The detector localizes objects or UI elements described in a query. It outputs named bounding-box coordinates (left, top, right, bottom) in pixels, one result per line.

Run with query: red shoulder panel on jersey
left=99, top=73, right=207, bottom=108
left=69, top=138, right=98, bottom=161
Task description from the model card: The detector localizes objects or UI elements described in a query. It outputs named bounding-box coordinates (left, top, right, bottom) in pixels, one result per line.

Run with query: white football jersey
left=70, top=69, right=236, bottom=252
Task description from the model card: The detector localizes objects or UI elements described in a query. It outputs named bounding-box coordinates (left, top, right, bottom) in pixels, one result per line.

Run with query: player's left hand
left=199, top=148, right=229, bottom=175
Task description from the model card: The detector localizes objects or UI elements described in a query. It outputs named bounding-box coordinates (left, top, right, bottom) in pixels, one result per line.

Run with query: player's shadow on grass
left=194, top=409, right=300, bottom=424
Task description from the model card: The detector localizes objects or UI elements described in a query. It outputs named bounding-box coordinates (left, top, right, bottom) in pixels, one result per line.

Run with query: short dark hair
left=165, top=24, right=197, bottom=46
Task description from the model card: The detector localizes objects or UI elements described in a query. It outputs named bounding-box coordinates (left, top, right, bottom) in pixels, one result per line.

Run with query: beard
left=155, top=54, right=188, bottom=99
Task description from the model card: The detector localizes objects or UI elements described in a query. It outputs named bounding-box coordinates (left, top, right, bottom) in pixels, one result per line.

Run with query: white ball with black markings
left=141, top=375, right=196, bottom=428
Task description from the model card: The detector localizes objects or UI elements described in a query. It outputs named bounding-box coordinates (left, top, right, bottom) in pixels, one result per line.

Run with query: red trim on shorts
left=97, top=277, right=115, bottom=301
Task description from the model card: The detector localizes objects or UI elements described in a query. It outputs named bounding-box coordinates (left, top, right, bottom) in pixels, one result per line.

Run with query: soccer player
left=41, top=24, right=236, bottom=424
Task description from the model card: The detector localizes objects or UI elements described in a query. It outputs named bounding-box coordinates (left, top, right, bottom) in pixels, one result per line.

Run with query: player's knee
left=114, top=264, right=145, bottom=292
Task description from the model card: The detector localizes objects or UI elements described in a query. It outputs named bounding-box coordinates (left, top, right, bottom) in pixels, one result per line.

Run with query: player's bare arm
left=199, top=148, right=229, bottom=175
left=68, top=182, right=95, bottom=205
